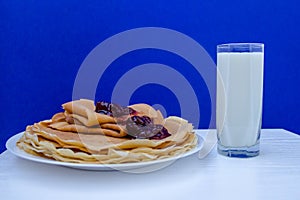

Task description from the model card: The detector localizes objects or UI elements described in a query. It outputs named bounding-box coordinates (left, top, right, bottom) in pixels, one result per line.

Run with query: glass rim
left=217, top=43, right=264, bottom=52
left=217, top=43, right=264, bottom=47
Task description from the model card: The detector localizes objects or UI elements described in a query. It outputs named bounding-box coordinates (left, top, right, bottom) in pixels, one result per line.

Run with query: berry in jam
left=96, top=101, right=113, bottom=116
left=149, top=127, right=171, bottom=140
left=125, top=116, right=171, bottom=139
left=96, top=101, right=137, bottom=117
left=131, top=115, right=151, bottom=126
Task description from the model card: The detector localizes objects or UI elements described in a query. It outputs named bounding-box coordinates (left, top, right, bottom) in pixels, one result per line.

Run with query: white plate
left=6, top=132, right=203, bottom=172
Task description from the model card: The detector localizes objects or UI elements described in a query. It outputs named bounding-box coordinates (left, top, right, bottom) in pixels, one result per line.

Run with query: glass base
left=217, top=143, right=259, bottom=158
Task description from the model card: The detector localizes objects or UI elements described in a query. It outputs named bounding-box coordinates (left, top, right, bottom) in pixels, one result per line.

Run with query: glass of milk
left=217, top=43, right=264, bottom=158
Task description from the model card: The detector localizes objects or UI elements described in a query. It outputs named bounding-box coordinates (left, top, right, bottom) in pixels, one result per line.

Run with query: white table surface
left=1, top=129, right=300, bottom=200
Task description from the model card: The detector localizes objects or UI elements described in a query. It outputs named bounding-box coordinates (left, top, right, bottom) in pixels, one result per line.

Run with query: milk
left=217, top=52, right=264, bottom=147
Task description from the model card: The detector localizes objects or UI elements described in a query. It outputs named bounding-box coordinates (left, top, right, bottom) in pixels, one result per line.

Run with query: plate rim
left=6, top=131, right=203, bottom=170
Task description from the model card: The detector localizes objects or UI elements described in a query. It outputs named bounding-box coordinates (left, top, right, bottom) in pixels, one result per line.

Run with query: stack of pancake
left=17, top=99, right=197, bottom=164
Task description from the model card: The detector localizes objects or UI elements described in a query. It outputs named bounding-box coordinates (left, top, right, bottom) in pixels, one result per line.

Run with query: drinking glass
left=217, top=43, right=264, bottom=157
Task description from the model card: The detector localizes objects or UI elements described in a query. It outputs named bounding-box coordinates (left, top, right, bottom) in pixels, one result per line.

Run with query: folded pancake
left=50, top=111, right=126, bottom=138
left=16, top=100, right=197, bottom=164
left=62, top=99, right=116, bottom=126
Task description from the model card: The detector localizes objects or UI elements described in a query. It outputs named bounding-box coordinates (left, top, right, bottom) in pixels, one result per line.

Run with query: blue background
left=1, top=0, right=300, bottom=153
